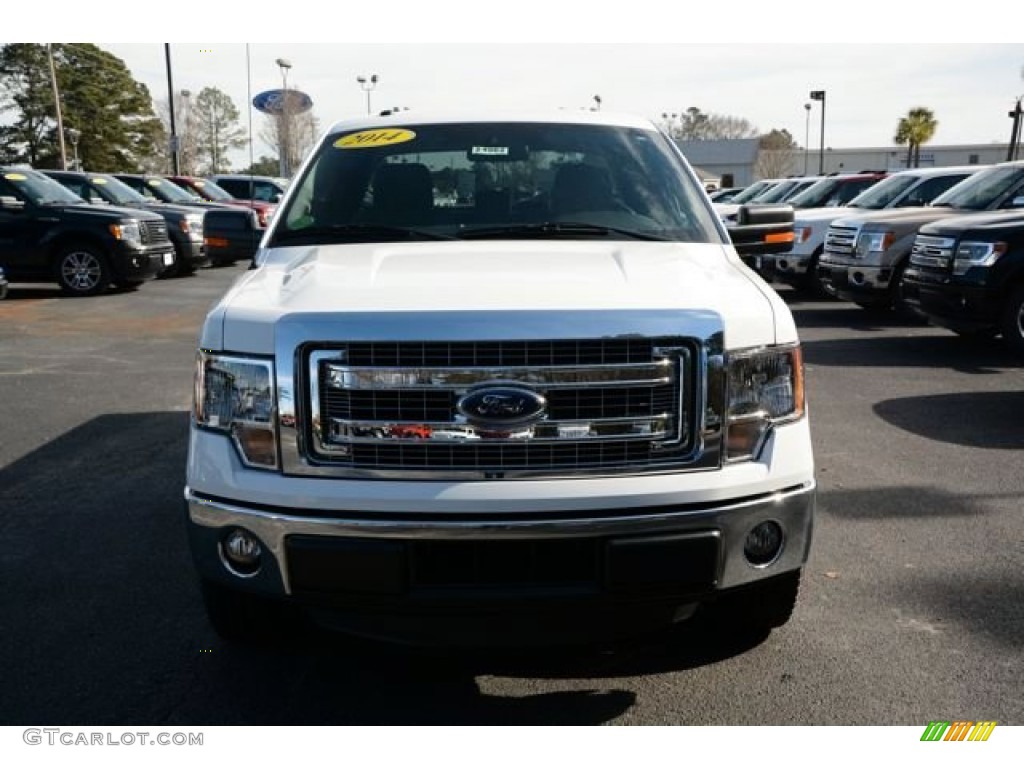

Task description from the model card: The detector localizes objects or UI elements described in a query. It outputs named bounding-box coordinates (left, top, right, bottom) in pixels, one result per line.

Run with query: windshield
left=2, top=170, right=83, bottom=204
left=92, top=175, right=147, bottom=205
left=729, top=180, right=775, bottom=204
left=931, top=165, right=1024, bottom=210
left=753, top=179, right=801, bottom=203
left=187, top=178, right=235, bottom=201
left=143, top=177, right=196, bottom=203
left=848, top=174, right=918, bottom=209
left=271, top=121, right=724, bottom=245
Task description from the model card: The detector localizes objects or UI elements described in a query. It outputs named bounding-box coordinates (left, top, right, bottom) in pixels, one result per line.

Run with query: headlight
left=109, top=220, right=142, bottom=247
left=953, top=240, right=1006, bottom=275
left=726, top=346, right=804, bottom=461
left=181, top=213, right=204, bottom=239
left=855, top=230, right=894, bottom=257
left=194, top=352, right=277, bottom=469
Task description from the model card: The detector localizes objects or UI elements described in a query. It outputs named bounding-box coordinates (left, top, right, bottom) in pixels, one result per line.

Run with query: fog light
left=221, top=528, right=262, bottom=575
left=744, top=521, right=783, bottom=566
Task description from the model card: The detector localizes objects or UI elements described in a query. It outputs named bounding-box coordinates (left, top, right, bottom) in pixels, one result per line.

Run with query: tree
left=0, top=43, right=162, bottom=170
left=664, top=106, right=760, bottom=141
left=258, top=92, right=319, bottom=177
left=894, top=107, right=938, bottom=168
left=152, top=90, right=202, bottom=174
left=755, top=129, right=799, bottom=178
left=240, top=155, right=281, bottom=176
left=193, top=86, right=247, bottom=174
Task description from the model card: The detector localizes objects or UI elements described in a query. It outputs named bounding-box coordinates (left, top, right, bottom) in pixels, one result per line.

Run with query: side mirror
left=1, top=195, right=26, bottom=211
left=1010, top=196, right=1024, bottom=209
left=272, top=193, right=283, bottom=204
left=727, top=204, right=795, bottom=257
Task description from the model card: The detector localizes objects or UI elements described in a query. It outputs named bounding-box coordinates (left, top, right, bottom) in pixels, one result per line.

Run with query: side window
left=253, top=182, right=277, bottom=202
left=899, top=175, right=967, bottom=207
left=219, top=180, right=246, bottom=198
left=834, top=179, right=876, bottom=205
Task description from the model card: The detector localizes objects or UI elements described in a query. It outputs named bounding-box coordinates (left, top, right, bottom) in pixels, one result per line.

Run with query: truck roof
left=324, top=110, right=658, bottom=135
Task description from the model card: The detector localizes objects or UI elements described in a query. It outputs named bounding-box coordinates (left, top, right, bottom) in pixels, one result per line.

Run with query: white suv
left=186, top=112, right=814, bottom=645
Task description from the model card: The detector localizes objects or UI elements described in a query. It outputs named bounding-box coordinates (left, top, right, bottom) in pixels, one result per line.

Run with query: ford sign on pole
left=252, top=89, right=313, bottom=116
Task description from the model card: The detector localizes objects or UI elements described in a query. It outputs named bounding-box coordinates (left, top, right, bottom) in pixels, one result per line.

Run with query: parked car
left=753, top=176, right=823, bottom=203
left=186, top=111, right=812, bottom=647
left=208, top=174, right=287, bottom=204
left=0, top=167, right=174, bottom=296
left=166, top=175, right=276, bottom=228
left=201, top=207, right=263, bottom=266
left=819, top=161, right=1024, bottom=310
left=903, top=211, right=1024, bottom=353
left=45, top=170, right=209, bottom=276
left=768, top=166, right=981, bottom=295
left=0, top=265, right=8, bottom=299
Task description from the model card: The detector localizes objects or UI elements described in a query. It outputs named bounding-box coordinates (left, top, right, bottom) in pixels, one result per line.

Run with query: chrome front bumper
left=186, top=482, right=815, bottom=600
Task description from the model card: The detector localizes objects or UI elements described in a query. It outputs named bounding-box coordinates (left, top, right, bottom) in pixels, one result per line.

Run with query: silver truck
left=819, top=161, right=1024, bottom=309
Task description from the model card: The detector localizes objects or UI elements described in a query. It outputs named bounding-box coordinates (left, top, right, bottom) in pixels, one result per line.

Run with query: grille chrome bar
left=324, top=361, right=674, bottom=390
left=824, top=225, right=858, bottom=256
left=326, top=415, right=674, bottom=445
left=910, top=234, right=955, bottom=270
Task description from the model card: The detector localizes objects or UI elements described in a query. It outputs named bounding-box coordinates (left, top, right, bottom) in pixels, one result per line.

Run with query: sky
left=6, top=4, right=1024, bottom=171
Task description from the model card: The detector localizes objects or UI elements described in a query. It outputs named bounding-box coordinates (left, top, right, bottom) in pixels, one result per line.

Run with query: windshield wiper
left=272, top=223, right=456, bottom=244
left=456, top=221, right=668, bottom=241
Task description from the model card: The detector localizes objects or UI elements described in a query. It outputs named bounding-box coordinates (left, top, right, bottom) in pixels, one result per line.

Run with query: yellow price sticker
left=4, top=173, right=27, bottom=181
left=92, top=178, right=108, bottom=185
left=335, top=128, right=416, bottom=149
left=147, top=179, right=162, bottom=186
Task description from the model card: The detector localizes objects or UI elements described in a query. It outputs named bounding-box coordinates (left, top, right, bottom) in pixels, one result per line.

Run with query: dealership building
left=677, top=139, right=1016, bottom=187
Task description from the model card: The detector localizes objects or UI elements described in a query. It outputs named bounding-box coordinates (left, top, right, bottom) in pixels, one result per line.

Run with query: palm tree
left=893, top=108, right=938, bottom=168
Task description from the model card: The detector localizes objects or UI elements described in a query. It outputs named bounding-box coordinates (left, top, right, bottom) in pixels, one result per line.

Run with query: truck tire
left=1001, top=284, right=1024, bottom=356
left=707, top=569, right=802, bottom=632
left=802, top=249, right=832, bottom=300
left=55, top=243, right=111, bottom=296
left=200, top=579, right=300, bottom=647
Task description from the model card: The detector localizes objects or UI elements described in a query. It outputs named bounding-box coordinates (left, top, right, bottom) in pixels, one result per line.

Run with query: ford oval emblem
left=456, top=386, right=547, bottom=427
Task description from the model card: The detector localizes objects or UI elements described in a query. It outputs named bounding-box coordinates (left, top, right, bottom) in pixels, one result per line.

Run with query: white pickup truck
left=186, top=112, right=814, bottom=645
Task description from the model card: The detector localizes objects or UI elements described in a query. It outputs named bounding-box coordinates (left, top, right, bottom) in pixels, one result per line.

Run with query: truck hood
left=49, top=202, right=162, bottom=222
left=830, top=206, right=957, bottom=231
left=920, top=210, right=1024, bottom=237
left=207, top=241, right=791, bottom=353
left=794, top=206, right=854, bottom=224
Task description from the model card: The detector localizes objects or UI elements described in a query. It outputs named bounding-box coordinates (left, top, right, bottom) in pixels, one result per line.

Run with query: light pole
left=66, top=128, right=80, bottom=171
left=276, top=58, right=292, bottom=178
left=809, top=90, right=826, bottom=174
left=47, top=43, right=67, bottom=170
left=357, top=74, right=378, bottom=116
left=165, top=44, right=180, bottom=174
left=803, top=102, right=811, bottom=175
left=180, top=89, right=192, bottom=174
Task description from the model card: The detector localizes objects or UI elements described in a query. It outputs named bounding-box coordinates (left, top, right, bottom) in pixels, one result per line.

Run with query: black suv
left=45, top=170, right=210, bottom=276
left=903, top=210, right=1024, bottom=354
left=0, top=167, right=174, bottom=296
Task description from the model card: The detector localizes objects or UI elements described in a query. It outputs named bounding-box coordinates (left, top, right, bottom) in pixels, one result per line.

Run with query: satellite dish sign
left=253, top=89, right=313, bottom=116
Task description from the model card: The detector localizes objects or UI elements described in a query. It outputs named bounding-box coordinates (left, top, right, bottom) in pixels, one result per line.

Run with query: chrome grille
left=139, top=218, right=169, bottom=245
left=824, top=225, right=858, bottom=256
left=910, top=234, right=956, bottom=270
left=306, top=339, right=695, bottom=476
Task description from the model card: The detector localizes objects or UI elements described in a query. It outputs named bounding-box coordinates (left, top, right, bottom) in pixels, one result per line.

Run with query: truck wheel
left=708, top=570, right=802, bottom=632
left=199, top=579, right=299, bottom=646
left=802, top=250, right=832, bottom=300
left=1001, top=285, right=1024, bottom=356
left=56, top=244, right=110, bottom=296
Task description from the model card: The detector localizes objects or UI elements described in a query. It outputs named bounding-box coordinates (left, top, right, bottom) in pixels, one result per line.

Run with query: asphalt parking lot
left=0, top=266, right=1021, bottom=725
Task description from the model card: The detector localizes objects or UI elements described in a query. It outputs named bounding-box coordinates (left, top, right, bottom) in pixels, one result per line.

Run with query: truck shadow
left=873, top=391, right=1024, bottom=449
left=0, top=411, right=764, bottom=726
left=801, top=334, right=1020, bottom=373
